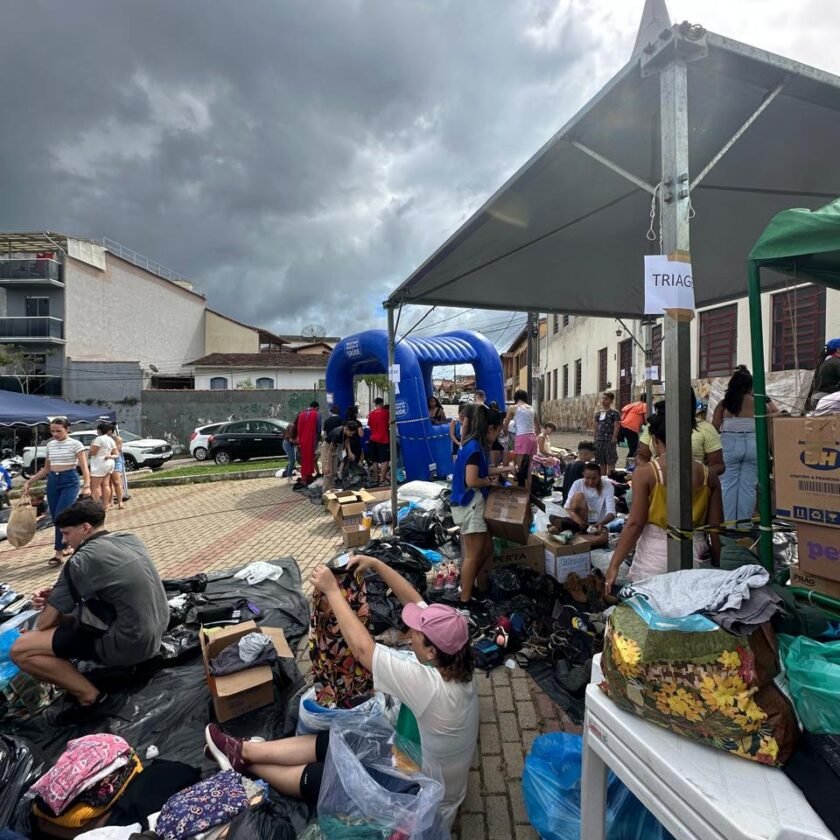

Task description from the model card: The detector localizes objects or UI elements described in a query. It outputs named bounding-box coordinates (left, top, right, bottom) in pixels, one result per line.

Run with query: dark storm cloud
left=0, top=0, right=614, bottom=337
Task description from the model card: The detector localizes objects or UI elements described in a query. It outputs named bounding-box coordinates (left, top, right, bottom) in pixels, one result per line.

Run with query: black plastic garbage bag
left=0, top=734, right=44, bottom=827
left=227, top=799, right=299, bottom=840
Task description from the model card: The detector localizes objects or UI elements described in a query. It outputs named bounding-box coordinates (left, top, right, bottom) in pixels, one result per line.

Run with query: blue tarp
left=0, top=390, right=115, bottom=426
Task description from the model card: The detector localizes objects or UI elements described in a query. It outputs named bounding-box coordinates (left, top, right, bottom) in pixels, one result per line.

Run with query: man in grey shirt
left=11, top=498, right=169, bottom=723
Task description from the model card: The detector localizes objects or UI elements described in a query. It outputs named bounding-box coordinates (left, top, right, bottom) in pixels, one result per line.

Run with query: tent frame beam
left=568, top=140, right=657, bottom=195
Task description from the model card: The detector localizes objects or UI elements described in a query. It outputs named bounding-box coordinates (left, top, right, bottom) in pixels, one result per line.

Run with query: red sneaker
left=204, top=724, right=246, bottom=773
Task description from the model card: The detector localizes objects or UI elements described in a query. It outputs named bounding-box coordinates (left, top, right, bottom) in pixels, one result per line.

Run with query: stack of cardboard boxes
left=323, top=489, right=377, bottom=548
left=773, top=416, right=840, bottom=595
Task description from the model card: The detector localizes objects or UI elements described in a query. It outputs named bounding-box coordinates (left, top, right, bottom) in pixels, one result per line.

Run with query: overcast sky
left=2, top=0, right=837, bottom=350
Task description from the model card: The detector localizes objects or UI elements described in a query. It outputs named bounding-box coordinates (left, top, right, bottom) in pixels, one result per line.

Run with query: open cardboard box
left=796, top=522, right=840, bottom=582
left=533, top=532, right=592, bottom=582
left=342, top=522, right=371, bottom=548
left=475, top=534, right=544, bottom=589
left=484, top=486, right=533, bottom=545
left=200, top=620, right=293, bottom=723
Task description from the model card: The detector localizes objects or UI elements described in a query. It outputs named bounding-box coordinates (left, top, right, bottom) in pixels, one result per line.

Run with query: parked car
left=22, top=430, right=173, bottom=476
left=208, top=419, right=289, bottom=466
left=190, top=423, right=225, bottom=461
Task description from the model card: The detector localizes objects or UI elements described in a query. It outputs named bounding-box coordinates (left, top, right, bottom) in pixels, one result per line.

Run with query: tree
left=0, top=344, right=50, bottom=394
left=235, top=377, right=255, bottom=390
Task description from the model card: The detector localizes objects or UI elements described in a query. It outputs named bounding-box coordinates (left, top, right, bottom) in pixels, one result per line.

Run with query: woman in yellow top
left=605, top=412, right=722, bottom=590
left=636, top=388, right=724, bottom=476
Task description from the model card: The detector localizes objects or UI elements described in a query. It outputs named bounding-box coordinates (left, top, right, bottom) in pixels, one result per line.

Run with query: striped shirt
left=47, top=437, right=85, bottom=466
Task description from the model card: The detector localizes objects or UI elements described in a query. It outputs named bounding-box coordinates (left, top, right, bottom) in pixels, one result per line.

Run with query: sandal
left=48, top=556, right=64, bottom=567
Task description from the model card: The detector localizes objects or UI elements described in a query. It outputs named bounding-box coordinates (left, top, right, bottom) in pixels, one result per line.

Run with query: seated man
left=549, top=461, right=615, bottom=547
left=10, top=499, right=169, bottom=723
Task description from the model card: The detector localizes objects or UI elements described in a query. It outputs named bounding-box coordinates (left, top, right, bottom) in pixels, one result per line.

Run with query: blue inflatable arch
left=326, top=330, right=506, bottom=481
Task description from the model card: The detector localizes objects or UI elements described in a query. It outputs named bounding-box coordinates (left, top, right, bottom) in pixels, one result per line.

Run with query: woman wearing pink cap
left=205, top=555, right=479, bottom=830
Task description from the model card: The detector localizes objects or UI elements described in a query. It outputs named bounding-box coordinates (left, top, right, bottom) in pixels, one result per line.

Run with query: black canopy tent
left=0, top=391, right=115, bottom=427
left=385, top=0, right=840, bottom=571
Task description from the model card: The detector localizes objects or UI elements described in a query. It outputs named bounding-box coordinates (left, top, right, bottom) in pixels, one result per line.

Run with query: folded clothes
left=705, top=585, right=783, bottom=635
left=209, top=634, right=277, bottom=675
left=619, top=565, right=769, bottom=618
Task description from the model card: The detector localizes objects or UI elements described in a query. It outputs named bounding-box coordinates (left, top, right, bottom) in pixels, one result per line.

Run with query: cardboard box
left=796, top=523, right=840, bottom=582
left=200, top=620, right=293, bottom=723
left=329, top=498, right=366, bottom=523
left=789, top=565, right=840, bottom=601
left=484, top=486, right=533, bottom=545
left=365, top=487, right=393, bottom=504
left=474, top=534, right=545, bottom=589
left=773, top=415, right=840, bottom=528
left=534, top=532, right=591, bottom=582
left=323, top=489, right=357, bottom=508
left=342, top=523, right=371, bottom=549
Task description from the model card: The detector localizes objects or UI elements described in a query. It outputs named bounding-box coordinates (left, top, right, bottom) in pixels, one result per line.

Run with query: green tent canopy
left=748, top=197, right=840, bottom=587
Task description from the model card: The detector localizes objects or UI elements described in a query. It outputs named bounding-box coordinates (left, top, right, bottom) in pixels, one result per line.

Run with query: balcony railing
left=0, top=258, right=63, bottom=284
left=0, top=316, right=64, bottom=341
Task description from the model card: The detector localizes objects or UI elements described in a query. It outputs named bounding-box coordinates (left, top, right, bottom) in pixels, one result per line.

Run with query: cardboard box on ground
left=789, top=565, right=840, bottom=600
left=484, top=486, right=532, bottom=544
left=533, top=532, right=592, bottom=582
left=773, top=415, right=840, bottom=529
left=471, top=535, right=544, bottom=589
left=200, top=620, right=293, bottom=723
left=324, top=489, right=373, bottom=546
left=795, top=523, right=840, bottom=583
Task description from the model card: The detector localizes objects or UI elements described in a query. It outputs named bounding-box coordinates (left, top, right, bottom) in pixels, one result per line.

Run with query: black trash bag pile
left=356, top=538, right=431, bottom=633
left=0, top=733, right=45, bottom=827
left=227, top=798, right=299, bottom=840
left=398, top=508, right=447, bottom=548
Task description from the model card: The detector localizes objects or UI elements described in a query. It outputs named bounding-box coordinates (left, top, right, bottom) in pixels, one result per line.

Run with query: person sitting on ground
left=10, top=499, right=169, bottom=724
left=367, top=397, right=390, bottom=486
left=636, top=388, right=725, bottom=476
left=619, top=394, right=647, bottom=460
left=450, top=405, right=513, bottom=613
left=504, top=390, right=537, bottom=466
left=605, top=413, right=722, bottom=589
left=593, top=392, right=620, bottom=475
left=808, top=337, right=840, bottom=409
left=560, top=440, right=596, bottom=503
left=428, top=395, right=447, bottom=425
left=549, top=462, right=614, bottom=548
left=533, top=422, right=560, bottom=470
left=205, top=556, right=478, bottom=831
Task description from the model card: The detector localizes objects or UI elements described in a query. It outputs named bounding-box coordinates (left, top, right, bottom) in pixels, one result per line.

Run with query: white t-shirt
left=89, top=434, right=116, bottom=475
left=46, top=436, right=85, bottom=466
left=568, top=478, right=616, bottom=523
left=372, top=643, right=479, bottom=830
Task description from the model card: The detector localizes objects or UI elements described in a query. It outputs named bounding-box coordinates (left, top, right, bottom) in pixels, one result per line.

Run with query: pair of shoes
left=55, top=693, right=126, bottom=726
left=430, top=566, right=446, bottom=593
left=443, top=563, right=459, bottom=594
left=205, top=724, right=247, bottom=773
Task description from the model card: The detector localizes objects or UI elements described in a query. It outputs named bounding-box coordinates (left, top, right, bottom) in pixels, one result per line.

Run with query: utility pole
left=533, top=314, right=542, bottom=421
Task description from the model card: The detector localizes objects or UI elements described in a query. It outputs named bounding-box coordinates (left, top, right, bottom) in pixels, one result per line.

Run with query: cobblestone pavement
left=0, top=477, right=579, bottom=839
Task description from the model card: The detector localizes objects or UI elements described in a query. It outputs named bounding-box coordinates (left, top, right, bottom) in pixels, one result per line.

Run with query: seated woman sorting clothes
left=605, top=412, right=722, bottom=590
left=205, top=556, right=479, bottom=832
left=548, top=461, right=614, bottom=548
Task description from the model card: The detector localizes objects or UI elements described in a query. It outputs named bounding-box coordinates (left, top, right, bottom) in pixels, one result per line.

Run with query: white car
left=22, top=430, right=173, bottom=476
left=190, top=423, right=225, bottom=461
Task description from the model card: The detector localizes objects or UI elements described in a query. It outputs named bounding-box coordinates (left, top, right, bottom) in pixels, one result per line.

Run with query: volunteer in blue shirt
left=450, top=404, right=512, bottom=613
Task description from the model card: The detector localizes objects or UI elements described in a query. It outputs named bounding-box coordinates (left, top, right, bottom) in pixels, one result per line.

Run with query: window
left=598, top=347, right=608, bottom=392
left=24, top=296, right=50, bottom=317
left=562, top=364, right=569, bottom=398
left=553, top=315, right=559, bottom=334
left=651, top=324, right=663, bottom=382
left=562, top=315, right=570, bottom=327
left=553, top=369, right=558, bottom=400
left=255, top=377, right=274, bottom=389
left=209, top=376, right=228, bottom=390
left=699, top=304, right=738, bottom=378
left=574, top=359, right=582, bottom=396
left=772, top=285, right=826, bottom=372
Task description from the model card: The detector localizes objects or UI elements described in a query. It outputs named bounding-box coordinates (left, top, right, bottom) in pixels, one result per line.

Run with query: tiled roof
left=188, top=352, right=328, bottom=368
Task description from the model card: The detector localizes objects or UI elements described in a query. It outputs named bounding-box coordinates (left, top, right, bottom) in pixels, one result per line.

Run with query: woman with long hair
left=503, top=389, right=538, bottom=466
left=88, top=422, right=117, bottom=509
left=428, top=395, right=447, bottom=425
left=450, top=405, right=512, bottom=612
left=22, top=418, right=92, bottom=565
left=107, top=426, right=126, bottom=510
left=712, top=365, right=778, bottom=527
left=605, top=412, right=722, bottom=589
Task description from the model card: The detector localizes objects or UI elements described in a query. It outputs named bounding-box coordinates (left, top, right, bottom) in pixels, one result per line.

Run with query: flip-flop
left=47, top=557, right=64, bottom=567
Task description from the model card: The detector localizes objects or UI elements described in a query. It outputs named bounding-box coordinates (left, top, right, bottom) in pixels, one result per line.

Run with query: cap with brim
left=827, top=337, right=840, bottom=353
left=402, top=602, right=469, bottom=655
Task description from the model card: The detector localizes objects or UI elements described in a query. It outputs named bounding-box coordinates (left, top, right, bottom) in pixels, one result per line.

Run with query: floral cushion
left=600, top=603, right=798, bottom=766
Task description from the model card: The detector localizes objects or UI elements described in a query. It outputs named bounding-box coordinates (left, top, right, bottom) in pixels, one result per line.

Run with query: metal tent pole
left=748, top=262, right=774, bottom=570
left=387, top=304, right=399, bottom=533
left=660, top=58, right=694, bottom=572
left=644, top=319, right=654, bottom=408
left=526, top=312, right=535, bottom=404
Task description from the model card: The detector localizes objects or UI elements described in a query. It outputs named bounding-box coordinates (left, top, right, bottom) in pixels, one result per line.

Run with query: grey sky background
left=2, top=0, right=837, bottom=350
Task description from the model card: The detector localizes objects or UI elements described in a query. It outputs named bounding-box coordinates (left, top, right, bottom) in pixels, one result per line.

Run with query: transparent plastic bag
left=296, top=686, right=389, bottom=734
left=317, top=713, right=447, bottom=839
left=779, top=634, right=840, bottom=734
left=522, top=733, right=674, bottom=840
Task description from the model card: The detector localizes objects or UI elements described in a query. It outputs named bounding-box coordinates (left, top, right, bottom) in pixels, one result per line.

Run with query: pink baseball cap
left=402, top=602, right=470, bottom=654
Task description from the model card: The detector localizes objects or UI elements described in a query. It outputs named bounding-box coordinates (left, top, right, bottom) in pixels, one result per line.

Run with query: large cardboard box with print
left=773, top=415, right=840, bottom=529
left=796, top=523, right=840, bottom=582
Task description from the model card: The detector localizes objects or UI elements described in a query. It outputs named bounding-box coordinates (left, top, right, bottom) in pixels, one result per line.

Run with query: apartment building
left=541, top=284, right=840, bottom=431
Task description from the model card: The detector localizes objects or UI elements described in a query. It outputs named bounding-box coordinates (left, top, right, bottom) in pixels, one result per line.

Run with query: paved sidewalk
left=0, top=477, right=579, bottom=839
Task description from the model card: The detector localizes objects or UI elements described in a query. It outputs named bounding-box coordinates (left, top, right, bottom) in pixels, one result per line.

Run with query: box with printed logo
left=533, top=532, right=591, bottom=582
left=789, top=565, right=840, bottom=601
left=773, top=416, right=840, bottom=529
left=796, top=523, right=840, bottom=582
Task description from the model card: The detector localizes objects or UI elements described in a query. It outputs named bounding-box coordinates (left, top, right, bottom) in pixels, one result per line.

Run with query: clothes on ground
left=155, top=770, right=250, bottom=840
left=367, top=406, right=389, bottom=444
left=30, top=734, right=133, bottom=816
left=783, top=733, right=840, bottom=838
left=627, top=460, right=711, bottom=582
left=209, top=633, right=277, bottom=675
left=450, top=439, right=488, bottom=507
left=46, top=532, right=169, bottom=666
left=567, top=478, right=615, bottom=524
left=46, top=436, right=85, bottom=466
left=620, top=565, right=770, bottom=618
left=372, top=643, right=479, bottom=830
left=620, top=401, right=647, bottom=434
left=233, top=561, right=284, bottom=586
left=309, top=571, right=374, bottom=708
left=77, top=824, right=141, bottom=838
left=814, top=390, right=840, bottom=415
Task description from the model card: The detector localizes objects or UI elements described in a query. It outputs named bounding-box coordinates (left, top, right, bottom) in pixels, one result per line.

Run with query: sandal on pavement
left=47, top=556, right=64, bottom=567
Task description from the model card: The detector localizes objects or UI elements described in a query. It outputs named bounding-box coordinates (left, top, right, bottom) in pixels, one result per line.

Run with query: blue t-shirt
left=451, top=438, right=489, bottom=507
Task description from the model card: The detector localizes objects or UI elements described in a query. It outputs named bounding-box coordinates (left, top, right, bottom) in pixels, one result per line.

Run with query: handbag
left=6, top=495, right=37, bottom=548
left=62, top=560, right=116, bottom=635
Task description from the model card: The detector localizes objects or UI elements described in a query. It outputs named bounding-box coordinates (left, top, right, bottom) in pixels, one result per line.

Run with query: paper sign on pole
left=388, top=364, right=401, bottom=383
left=644, top=255, right=695, bottom=314
left=644, top=366, right=659, bottom=381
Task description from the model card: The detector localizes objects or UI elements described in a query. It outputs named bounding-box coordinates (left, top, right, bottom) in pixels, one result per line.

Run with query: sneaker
left=205, top=724, right=246, bottom=773
left=444, top=563, right=459, bottom=594
left=430, top=567, right=446, bottom=593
